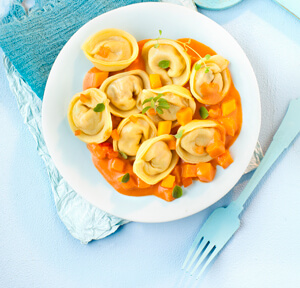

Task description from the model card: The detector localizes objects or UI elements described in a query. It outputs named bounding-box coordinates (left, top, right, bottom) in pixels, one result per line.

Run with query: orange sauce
left=87, top=38, right=243, bottom=201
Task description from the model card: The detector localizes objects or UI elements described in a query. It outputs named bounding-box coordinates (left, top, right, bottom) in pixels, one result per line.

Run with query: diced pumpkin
left=157, top=121, right=172, bottom=136
left=110, top=158, right=125, bottom=172
left=74, top=130, right=81, bottom=136
left=87, top=142, right=111, bottom=159
left=206, top=140, right=225, bottom=158
left=158, top=185, right=174, bottom=202
left=161, top=175, right=176, bottom=188
left=182, top=164, right=198, bottom=178
left=82, top=68, right=109, bottom=90
left=194, top=145, right=205, bottom=154
left=97, top=46, right=111, bottom=58
left=222, top=99, right=237, bottom=116
left=196, top=163, right=216, bottom=182
left=176, top=107, right=193, bottom=126
left=148, top=108, right=157, bottom=116
left=79, top=94, right=90, bottom=103
left=167, top=140, right=177, bottom=150
left=171, top=165, right=181, bottom=185
left=111, top=129, right=120, bottom=141
left=137, top=177, right=151, bottom=188
left=107, top=149, right=119, bottom=159
left=217, top=150, right=234, bottom=169
left=129, top=115, right=138, bottom=123
left=208, top=107, right=221, bottom=118
left=219, top=117, right=236, bottom=136
left=149, top=74, right=162, bottom=89
left=182, top=177, right=193, bottom=188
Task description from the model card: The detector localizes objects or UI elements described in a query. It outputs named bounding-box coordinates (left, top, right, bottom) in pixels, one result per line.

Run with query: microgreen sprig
left=154, top=29, right=162, bottom=48
left=142, top=93, right=170, bottom=115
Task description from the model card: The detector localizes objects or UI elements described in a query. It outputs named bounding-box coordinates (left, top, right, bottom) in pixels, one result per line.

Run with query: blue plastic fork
left=182, top=98, right=300, bottom=279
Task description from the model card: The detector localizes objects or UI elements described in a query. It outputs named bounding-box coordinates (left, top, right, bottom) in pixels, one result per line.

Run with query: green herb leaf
left=150, top=99, right=155, bottom=108
left=142, top=106, right=151, bottom=114
left=158, top=60, right=170, bottom=69
left=154, top=43, right=159, bottom=48
left=142, top=97, right=153, bottom=105
left=204, top=54, right=211, bottom=60
left=200, top=106, right=209, bottom=119
left=175, top=130, right=183, bottom=139
left=121, top=173, right=130, bottom=183
left=158, top=102, right=170, bottom=110
left=205, top=67, right=210, bottom=73
left=119, top=151, right=128, bottom=160
left=154, top=93, right=163, bottom=101
left=156, top=107, right=163, bottom=114
left=93, top=103, right=105, bottom=112
left=194, top=63, right=202, bottom=71
left=172, top=185, right=183, bottom=199
left=159, top=29, right=162, bottom=36
left=157, top=98, right=168, bottom=104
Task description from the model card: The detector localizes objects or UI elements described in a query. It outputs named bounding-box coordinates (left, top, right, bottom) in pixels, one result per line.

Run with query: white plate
left=42, top=2, right=260, bottom=223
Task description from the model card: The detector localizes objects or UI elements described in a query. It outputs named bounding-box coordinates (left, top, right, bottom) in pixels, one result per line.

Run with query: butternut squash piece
left=196, top=163, right=216, bottom=182
left=206, top=140, right=225, bottom=158
left=217, top=150, right=234, bottom=169
left=149, top=74, right=162, bottom=89
left=222, top=99, right=237, bottom=116
left=157, top=121, right=172, bottom=136
left=161, top=175, right=176, bottom=188
left=176, top=107, right=193, bottom=126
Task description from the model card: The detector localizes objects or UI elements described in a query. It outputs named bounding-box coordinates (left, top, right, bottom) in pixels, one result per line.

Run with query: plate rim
left=42, top=2, right=261, bottom=223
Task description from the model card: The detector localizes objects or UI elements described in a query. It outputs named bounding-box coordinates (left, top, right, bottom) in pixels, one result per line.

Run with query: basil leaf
left=142, top=97, right=153, bottom=105
left=205, top=67, right=210, bottom=73
left=158, top=102, right=170, bottom=110
left=150, top=99, right=155, bottom=108
left=204, top=54, right=211, bottom=60
left=194, top=63, right=202, bottom=71
left=154, top=43, right=159, bottom=48
left=93, top=103, right=105, bottom=112
left=200, top=106, right=209, bottom=119
left=156, top=107, right=163, bottom=115
left=172, top=185, right=183, bottom=199
left=158, top=60, right=170, bottom=69
left=175, top=130, right=183, bottom=139
left=154, top=94, right=163, bottom=101
left=159, top=29, right=162, bottom=36
left=119, top=151, right=128, bottom=160
left=121, top=173, right=130, bottom=183
left=142, top=106, right=151, bottom=114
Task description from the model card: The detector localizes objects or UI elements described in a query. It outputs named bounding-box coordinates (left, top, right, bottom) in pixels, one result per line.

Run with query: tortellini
left=176, top=120, right=225, bottom=163
left=82, top=28, right=139, bottom=71
left=137, top=85, right=196, bottom=126
left=190, top=55, right=231, bottom=105
left=67, top=88, right=112, bottom=143
left=133, top=135, right=179, bottom=185
left=100, top=70, right=150, bottom=118
left=113, top=114, right=157, bottom=157
left=142, top=39, right=191, bottom=86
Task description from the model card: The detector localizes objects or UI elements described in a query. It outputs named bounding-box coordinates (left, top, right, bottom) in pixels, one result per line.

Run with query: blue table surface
left=0, top=0, right=299, bottom=287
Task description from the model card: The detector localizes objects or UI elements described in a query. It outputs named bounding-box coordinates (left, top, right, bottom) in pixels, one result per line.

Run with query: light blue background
left=0, top=0, right=299, bottom=287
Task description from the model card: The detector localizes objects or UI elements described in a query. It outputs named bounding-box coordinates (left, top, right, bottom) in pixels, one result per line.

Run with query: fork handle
left=231, top=98, right=300, bottom=213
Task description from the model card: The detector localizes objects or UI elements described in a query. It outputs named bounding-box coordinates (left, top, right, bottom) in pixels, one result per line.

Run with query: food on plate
left=142, top=39, right=191, bottom=86
left=176, top=120, right=226, bottom=163
left=67, top=88, right=112, bottom=143
left=100, top=69, right=150, bottom=117
left=133, top=134, right=179, bottom=185
left=137, top=85, right=196, bottom=126
left=190, top=55, right=231, bottom=105
left=113, top=114, right=157, bottom=157
left=81, top=28, right=139, bottom=71
left=68, top=30, right=242, bottom=201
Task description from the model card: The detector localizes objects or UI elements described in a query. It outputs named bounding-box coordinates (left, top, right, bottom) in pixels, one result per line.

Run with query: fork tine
left=196, top=247, right=220, bottom=279
left=190, top=242, right=214, bottom=275
left=186, top=238, right=208, bottom=272
left=181, top=232, right=204, bottom=269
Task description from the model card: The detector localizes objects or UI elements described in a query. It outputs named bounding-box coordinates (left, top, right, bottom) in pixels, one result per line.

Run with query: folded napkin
left=0, top=0, right=263, bottom=244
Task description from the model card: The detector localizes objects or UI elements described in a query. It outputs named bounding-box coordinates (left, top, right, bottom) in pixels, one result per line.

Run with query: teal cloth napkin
left=0, top=0, right=155, bottom=243
left=0, top=0, right=263, bottom=244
